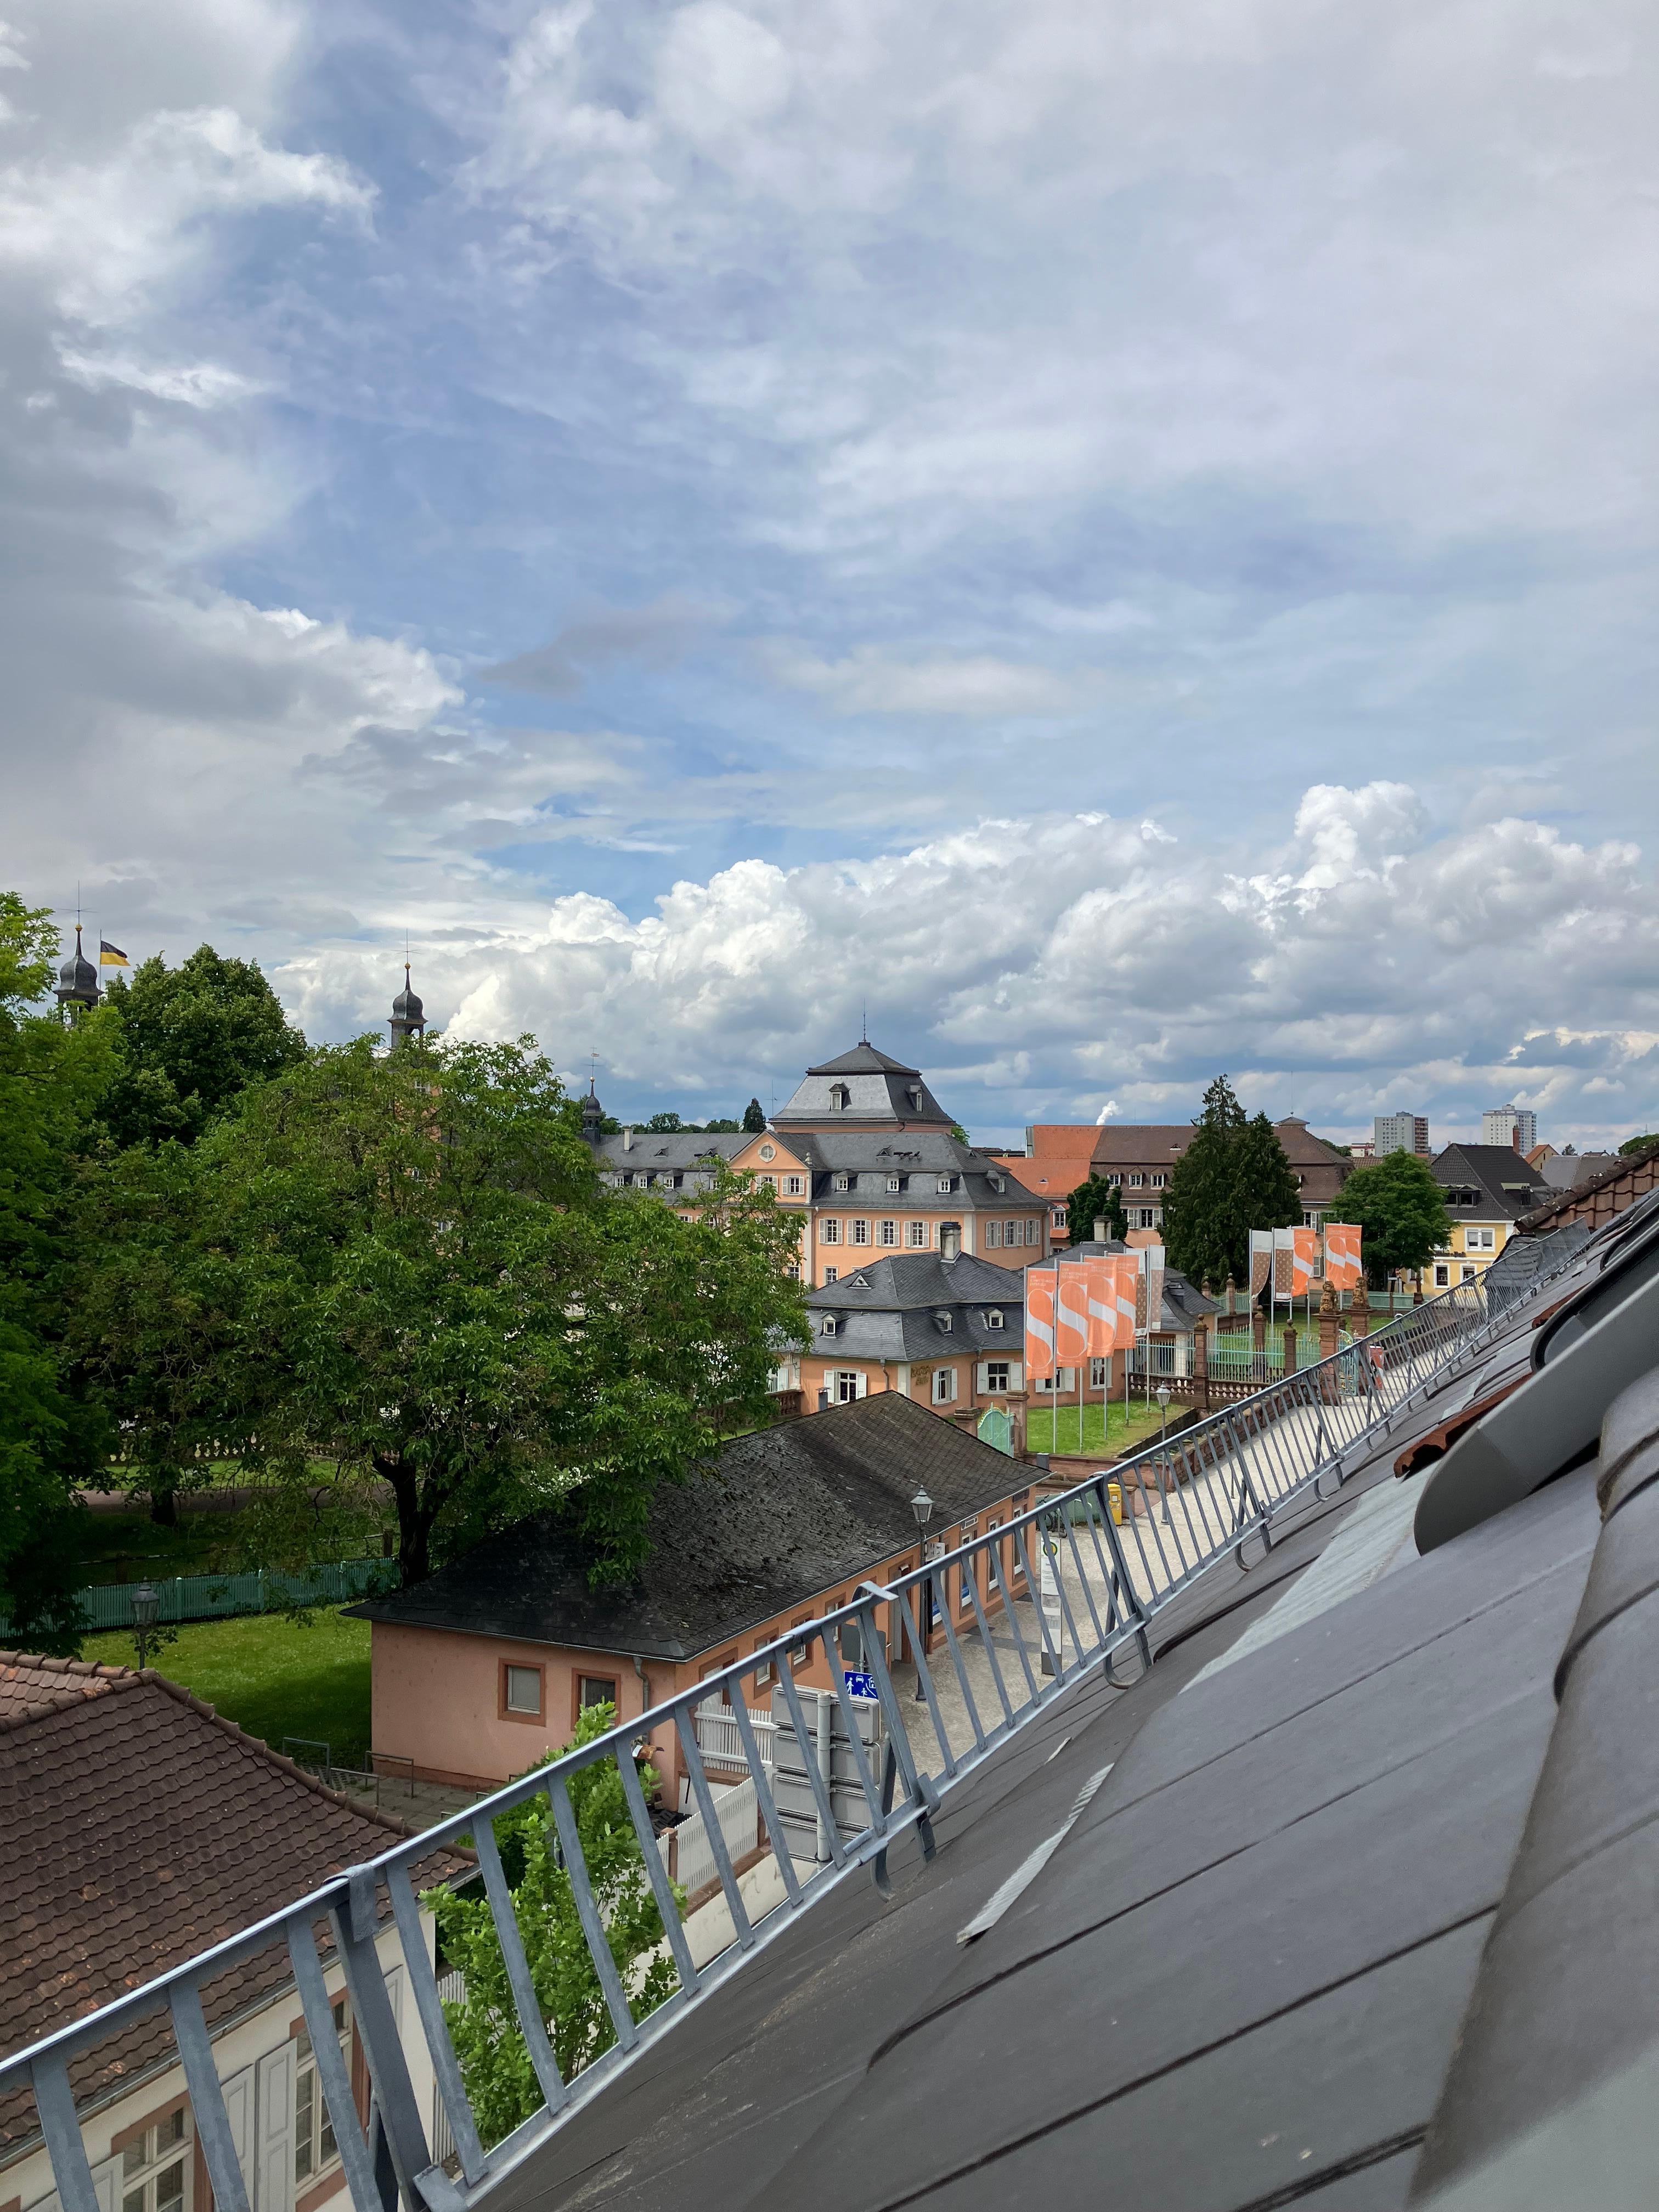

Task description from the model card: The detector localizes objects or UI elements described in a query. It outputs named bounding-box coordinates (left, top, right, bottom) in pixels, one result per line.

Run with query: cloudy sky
left=5, top=0, right=1658, bottom=1145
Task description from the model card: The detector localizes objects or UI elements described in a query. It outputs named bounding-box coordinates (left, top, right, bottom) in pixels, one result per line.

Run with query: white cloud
left=761, top=644, right=1080, bottom=716
left=281, top=782, right=1659, bottom=1150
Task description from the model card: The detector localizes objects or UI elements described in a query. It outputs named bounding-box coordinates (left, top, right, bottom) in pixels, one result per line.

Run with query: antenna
left=861, top=996, right=868, bottom=1045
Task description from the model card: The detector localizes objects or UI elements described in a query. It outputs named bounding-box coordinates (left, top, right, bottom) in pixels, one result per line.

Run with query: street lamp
left=131, top=1582, right=159, bottom=1672
left=910, top=1491, right=934, bottom=1699
left=1155, top=1384, right=1172, bottom=1525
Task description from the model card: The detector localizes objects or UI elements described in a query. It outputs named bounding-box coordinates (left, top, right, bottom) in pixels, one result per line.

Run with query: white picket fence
left=693, top=1701, right=776, bottom=1773
left=659, top=1774, right=760, bottom=1899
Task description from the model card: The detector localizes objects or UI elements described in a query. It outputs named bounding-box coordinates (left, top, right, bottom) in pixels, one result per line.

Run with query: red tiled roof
left=0, top=1652, right=469, bottom=2149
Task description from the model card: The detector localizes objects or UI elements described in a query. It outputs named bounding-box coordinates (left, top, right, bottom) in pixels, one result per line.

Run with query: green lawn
left=83, top=1606, right=373, bottom=1764
left=1024, top=1397, right=1183, bottom=1457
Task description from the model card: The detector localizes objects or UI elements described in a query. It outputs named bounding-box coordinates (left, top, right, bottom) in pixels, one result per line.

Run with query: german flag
left=99, top=940, right=129, bottom=966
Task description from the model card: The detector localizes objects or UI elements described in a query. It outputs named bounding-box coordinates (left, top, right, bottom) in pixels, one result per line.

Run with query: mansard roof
left=774, top=1040, right=953, bottom=1129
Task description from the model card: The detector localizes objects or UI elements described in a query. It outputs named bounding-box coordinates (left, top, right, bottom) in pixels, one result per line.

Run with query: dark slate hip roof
left=348, top=1393, right=1031, bottom=1662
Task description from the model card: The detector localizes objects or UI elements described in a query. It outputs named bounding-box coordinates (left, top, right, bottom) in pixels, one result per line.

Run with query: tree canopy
left=1161, top=1077, right=1303, bottom=1288
left=1325, top=1152, right=1451, bottom=1284
left=1065, top=1173, right=1128, bottom=1246
left=0, top=895, right=116, bottom=1649
left=78, top=1035, right=810, bottom=1588
left=97, top=945, right=307, bottom=1148
left=742, top=1097, right=766, bottom=1132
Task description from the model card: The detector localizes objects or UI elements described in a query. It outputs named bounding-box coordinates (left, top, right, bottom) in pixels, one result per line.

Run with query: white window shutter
left=855, top=1371, right=868, bottom=1399
left=91, top=2160, right=120, bottom=2212
left=976, top=1363, right=989, bottom=1392
left=1011, top=1362, right=1023, bottom=1390
left=222, top=2064, right=255, bottom=2204
left=255, top=2042, right=296, bottom=2212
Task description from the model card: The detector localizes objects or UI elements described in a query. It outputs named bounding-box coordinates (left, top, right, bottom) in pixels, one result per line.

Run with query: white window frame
left=982, top=1360, right=1011, bottom=1393
left=985, top=1307, right=1004, bottom=1330
left=822, top=1315, right=838, bottom=1337
left=1026, top=1220, right=1040, bottom=1245
left=1127, top=1173, right=1144, bottom=1188
left=504, top=1664, right=541, bottom=1716
left=851, top=1218, right=870, bottom=1245
left=937, top=1175, right=953, bottom=1194
left=294, top=1996, right=350, bottom=2190
left=833, top=1172, right=851, bottom=1192
left=887, top=1175, right=902, bottom=1193
left=906, top=1221, right=927, bottom=1248
left=985, top=1220, right=1002, bottom=1248
left=1138, top=1209, right=1155, bottom=1229
left=835, top=1369, right=865, bottom=1402
left=821, top=1218, right=840, bottom=1244
left=1151, top=1173, right=1166, bottom=1189
left=878, top=1219, right=897, bottom=1245
left=786, top=1174, right=804, bottom=1195
left=932, top=1368, right=958, bottom=1404
left=1434, top=1263, right=1450, bottom=1287
left=1089, top=1357, right=1107, bottom=1387
left=759, top=1142, right=775, bottom=1161
left=823, top=1266, right=838, bottom=1283
left=122, top=2109, right=190, bottom=2212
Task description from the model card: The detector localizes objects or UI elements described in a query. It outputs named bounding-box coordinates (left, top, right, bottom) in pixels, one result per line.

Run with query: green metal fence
left=0, top=1556, right=397, bottom=1638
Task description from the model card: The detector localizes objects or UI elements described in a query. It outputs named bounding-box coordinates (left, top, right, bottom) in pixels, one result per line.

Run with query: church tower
left=580, top=1076, right=606, bottom=1149
left=389, top=962, right=425, bottom=1049
left=54, top=924, right=100, bottom=1018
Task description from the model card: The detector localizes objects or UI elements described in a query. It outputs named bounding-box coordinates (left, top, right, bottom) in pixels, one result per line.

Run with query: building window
left=878, top=1219, right=897, bottom=1245
left=833, top=1172, right=850, bottom=1192
left=1460, top=1263, right=1477, bottom=1284
left=906, top=1221, right=927, bottom=1247
left=852, top=1218, right=870, bottom=1244
left=830, top=1085, right=850, bottom=1112
left=294, top=2001, right=348, bottom=2187
left=1467, top=1227, right=1496, bottom=1251
left=1435, top=1263, right=1450, bottom=1288
left=823, top=1266, right=838, bottom=1283
left=1137, top=1208, right=1155, bottom=1229
left=759, top=1142, right=775, bottom=1161
left=887, top=1175, right=901, bottom=1193
left=632, top=1172, right=648, bottom=1188
left=786, top=1174, right=804, bottom=1195
left=123, top=2110, right=189, bottom=2212
left=1026, top=1220, right=1040, bottom=1245
left=504, top=1664, right=542, bottom=1716
left=1089, top=1357, right=1107, bottom=1387
left=1051, top=1209, right=1064, bottom=1232
left=985, top=1220, right=1002, bottom=1248
left=937, top=1175, right=953, bottom=1194
left=821, top=1218, right=840, bottom=1244
left=836, top=1370, right=861, bottom=1402
left=933, top=1368, right=957, bottom=1404
left=1127, top=1173, right=1143, bottom=1188
left=759, top=1174, right=775, bottom=1192
left=958, top=1537, right=977, bottom=1612
left=986, top=1307, right=1004, bottom=1329
left=822, top=1316, right=838, bottom=1336
left=578, top=1674, right=617, bottom=1713
left=1151, top=1173, right=1166, bottom=1189
left=984, top=1361, right=1009, bottom=1392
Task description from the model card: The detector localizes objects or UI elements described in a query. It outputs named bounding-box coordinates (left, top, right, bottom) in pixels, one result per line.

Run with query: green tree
left=1232, top=1113, right=1304, bottom=1246
left=1327, top=1153, right=1451, bottom=1285
left=1619, top=1133, right=1659, bottom=1158
left=1065, top=1173, right=1128, bottom=1245
left=426, top=1704, right=681, bottom=2140
left=644, top=1111, right=685, bottom=1132
left=0, top=895, right=117, bottom=1650
left=98, top=946, right=306, bottom=1149
left=742, top=1098, right=766, bottom=1132
left=699, top=1118, right=742, bottom=1133
left=1161, top=1075, right=1249, bottom=1288
left=140, top=1036, right=806, bottom=1587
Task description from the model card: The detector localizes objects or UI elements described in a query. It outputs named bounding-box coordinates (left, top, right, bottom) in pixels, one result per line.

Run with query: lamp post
left=131, top=1582, right=159, bottom=1672
left=1155, top=1384, right=1172, bottom=1525
left=910, top=1488, right=933, bottom=1700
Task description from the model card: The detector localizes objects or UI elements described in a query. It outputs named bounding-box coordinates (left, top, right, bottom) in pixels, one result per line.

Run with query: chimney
left=940, top=1224, right=962, bottom=1263
left=622, top=1126, right=633, bottom=1150
left=1512, top=1126, right=1521, bottom=1152
left=1093, top=1217, right=1107, bottom=1243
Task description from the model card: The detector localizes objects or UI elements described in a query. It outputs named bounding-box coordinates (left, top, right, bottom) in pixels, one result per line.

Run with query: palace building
left=586, top=1041, right=1052, bottom=1285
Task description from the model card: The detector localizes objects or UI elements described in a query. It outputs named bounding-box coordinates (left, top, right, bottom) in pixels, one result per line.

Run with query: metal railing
left=0, top=1557, right=396, bottom=1639
left=0, top=1242, right=1588, bottom=2212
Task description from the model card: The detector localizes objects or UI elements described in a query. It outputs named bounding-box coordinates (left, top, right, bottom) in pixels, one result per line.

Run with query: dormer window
left=907, top=1085, right=923, bottom=1111
left=887, top=1175, right=901, bottom=1193
left=990, top=1175, right=1005, bottom=1193
left=822, top=1316, right=838, bottom=1336
left=936, top=1175, right=953, bottom=1195
left=937, top=1312, right=953, bottom=1331
left=830, top=1084, right=850, bottom=1112
left=833, top=1172, right=851, bottom=1192
left=986, top=1308, right=1004, bottom=1330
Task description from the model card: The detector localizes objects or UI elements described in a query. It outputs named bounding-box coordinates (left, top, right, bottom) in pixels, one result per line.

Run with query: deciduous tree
left=98, top=946, right=306, bottom=1149
left=1326, top=1153, right=1451, bottom=1285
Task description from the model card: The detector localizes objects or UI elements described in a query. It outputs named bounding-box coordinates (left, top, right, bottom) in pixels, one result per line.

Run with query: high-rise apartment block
left=1481, top=1104, right=1538, bottom=1152
left=1374, top=1111, right=1430, bottom=1157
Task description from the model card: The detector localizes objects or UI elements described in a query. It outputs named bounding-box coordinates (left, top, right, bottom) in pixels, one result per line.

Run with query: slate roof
left=349, top=1394, right=1033, bottom=1663
left=0, top=1655, right=469, bottom=2150
left=1433, top=1141, right=1551, bottom=1221
left=774, top=1040, right=953, bottom=1128
left=594, top=1131, right=748, bottom=1179
left=483, top=1178, right=1659, bottom=2209
left=797, top=1131, right=1031, bottom=1212
left=806, top=1252, right=1023, bottom=1361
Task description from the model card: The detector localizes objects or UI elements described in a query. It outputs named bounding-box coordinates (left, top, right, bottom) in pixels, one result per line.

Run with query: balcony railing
left=0, top=1241, right=1587, bottom=2212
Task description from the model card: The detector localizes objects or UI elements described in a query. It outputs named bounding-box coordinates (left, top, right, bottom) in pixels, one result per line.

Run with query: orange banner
left=1054, top=1262, right=1090, bottom=1367
left=1077, top=1256, right=1120, bottom=1356
left=1325, top=1222, right=1362, bottom=1290
left=1291, top=1226, right=1319, bottom=1297
left=1024, top=1269, right=1056, bottom=1381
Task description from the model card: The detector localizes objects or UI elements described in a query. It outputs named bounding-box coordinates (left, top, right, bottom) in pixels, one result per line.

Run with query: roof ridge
left=0, top=1647, right=142, bottom=1730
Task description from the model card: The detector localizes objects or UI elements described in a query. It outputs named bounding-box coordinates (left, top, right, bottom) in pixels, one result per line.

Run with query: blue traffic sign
left=843, top=1669, right=879, bottom=1701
